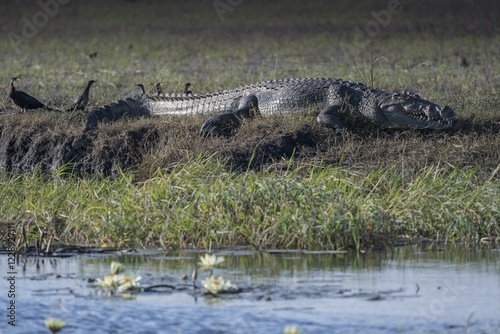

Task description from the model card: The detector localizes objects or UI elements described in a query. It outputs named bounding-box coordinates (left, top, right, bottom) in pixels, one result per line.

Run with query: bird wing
left=16, top=91, right=46, bottom=108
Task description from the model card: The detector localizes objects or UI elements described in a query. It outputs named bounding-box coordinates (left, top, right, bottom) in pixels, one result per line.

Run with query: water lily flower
left=92, top=261, right=142, bottom=295
left=117, top=275, right=142, bottom=292
left=201, top=275, right=236, bottom=295
left=110, top=261, right=125, bottom=275
left=95, top=274, right=121, bottom=288
left=198, top=254, right=224, bottom=271
left=283, top=325, right=303, bottom=334
left=44, top=317, right=66, bottom=333
left=95, top=274, right=141, bottom=292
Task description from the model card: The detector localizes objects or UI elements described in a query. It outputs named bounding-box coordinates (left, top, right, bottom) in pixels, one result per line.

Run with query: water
left=1, top=246, right=499, bottom=334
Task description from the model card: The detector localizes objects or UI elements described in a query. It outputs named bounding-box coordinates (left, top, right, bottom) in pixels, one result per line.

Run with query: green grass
left=1, top=1, right=499, bottom=112
left=0, top=0, right=499, bottom=250
left=1, top=158, right=498, bottom=250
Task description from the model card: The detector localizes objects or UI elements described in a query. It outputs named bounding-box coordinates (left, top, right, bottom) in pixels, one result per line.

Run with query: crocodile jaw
left=382, top=104, right=456, bottom=129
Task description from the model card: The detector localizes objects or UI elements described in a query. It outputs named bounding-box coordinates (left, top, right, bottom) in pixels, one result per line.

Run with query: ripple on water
left=2, top=246, right=499, bottom=333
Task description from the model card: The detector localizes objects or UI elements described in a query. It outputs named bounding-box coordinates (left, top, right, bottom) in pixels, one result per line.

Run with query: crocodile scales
left=85, top=77, right=456, bottom=136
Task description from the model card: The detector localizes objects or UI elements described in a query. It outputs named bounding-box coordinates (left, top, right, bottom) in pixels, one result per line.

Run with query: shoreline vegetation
left=0, top=0, right=499, bottom=250
left=1, top=159, right=498, bottom=251
left=0, top=157, right=500, bottom=249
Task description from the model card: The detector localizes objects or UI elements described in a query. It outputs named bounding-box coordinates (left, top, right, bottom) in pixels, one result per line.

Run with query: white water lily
left=110, top=261, right=125, bottom=275
left=93, top=261, right=141, bottom=294
left=95, top=274, right=121, bottom=288
left=198, top=254, right=225, bottom=270
left=117, top=275, right=142, bottom=292
left=44, top=317, right=66, bottom=333
left=201, top=275, right=236, bottom=295
left=95, top=274, right=141, bottom=292
left=283, top=325, right=303, bottom=334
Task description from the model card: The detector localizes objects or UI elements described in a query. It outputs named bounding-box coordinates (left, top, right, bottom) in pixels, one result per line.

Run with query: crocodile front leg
left=316, top=105, right=347, bottom=133
left=200, top=95, right=259, bottom=137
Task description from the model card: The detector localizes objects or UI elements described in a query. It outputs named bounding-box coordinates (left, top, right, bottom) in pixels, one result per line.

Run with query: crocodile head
left=377, top=91, right=456, bottom=129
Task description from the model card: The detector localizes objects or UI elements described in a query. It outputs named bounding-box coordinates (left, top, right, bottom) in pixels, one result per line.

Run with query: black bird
left=8, top=77, right=53, bottom=112
left=155, top=83, right=164, bottom=97
left=66, top=80, right=97, bottom=112
left=184, top=82, right=192, bottom=96
left=135, top=84, right=146, bottom=96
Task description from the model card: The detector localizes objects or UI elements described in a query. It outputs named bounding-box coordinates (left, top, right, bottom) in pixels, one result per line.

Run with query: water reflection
left=1, top=245, right=499, bottom=333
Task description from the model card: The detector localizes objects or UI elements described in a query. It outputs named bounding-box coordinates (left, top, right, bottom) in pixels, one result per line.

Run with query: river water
left=1, top=245, right=499, bottom=333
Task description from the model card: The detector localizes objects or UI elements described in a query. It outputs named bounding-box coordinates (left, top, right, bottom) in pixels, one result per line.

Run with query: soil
left=0, top=109, right=499, bottom=179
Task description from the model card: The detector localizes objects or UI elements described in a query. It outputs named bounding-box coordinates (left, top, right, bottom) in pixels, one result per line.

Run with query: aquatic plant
left=44, top=317, right=66, bottom=334
left=93, top=262, right=142, bottom=294
left=110, top=261, right=125, bottom=275
left=117, top=275, right=142, bottom=293
left=95, top=274, right=121, bottom=289
left=201, top=275, right=237, bottom=295
left=196, top=253, right=239, bottom=295
left=283, top=326, right=303, bottom=334
left=198, top=254, right=225, bottom=271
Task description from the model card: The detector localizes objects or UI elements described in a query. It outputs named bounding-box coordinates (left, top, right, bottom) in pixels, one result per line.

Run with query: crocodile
left=84, top=77, right=456, bottom=136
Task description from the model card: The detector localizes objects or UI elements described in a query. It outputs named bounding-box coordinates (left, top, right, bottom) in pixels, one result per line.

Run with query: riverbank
left=0, top=0, right=499, bottom=250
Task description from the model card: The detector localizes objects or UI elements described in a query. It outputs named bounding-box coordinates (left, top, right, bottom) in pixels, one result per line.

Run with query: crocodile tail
left=84, top=96, right=150, bottom=131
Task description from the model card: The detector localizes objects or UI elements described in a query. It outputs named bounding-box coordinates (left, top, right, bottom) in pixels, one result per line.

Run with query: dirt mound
left=0, top=111, right=499, bottom=179
left=0, top=112, right=159, bottom=176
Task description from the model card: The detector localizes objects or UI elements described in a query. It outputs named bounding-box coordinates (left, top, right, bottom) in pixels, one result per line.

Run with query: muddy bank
left=0, top=112, right=159, bottom=176
left=0, top=111, right=333, bottom=177
left=1, top=111, right=499, bottom=179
